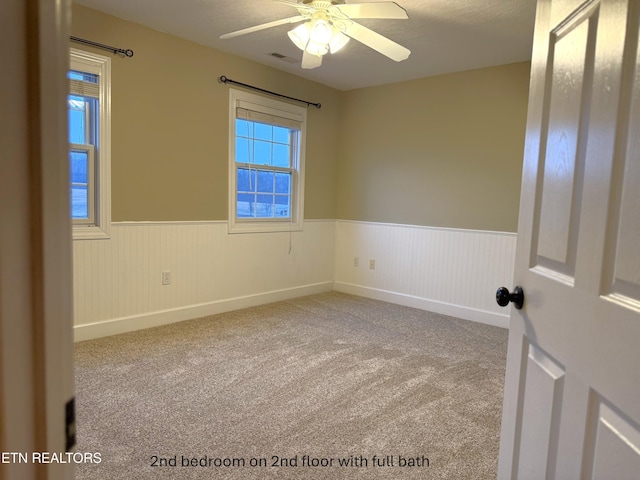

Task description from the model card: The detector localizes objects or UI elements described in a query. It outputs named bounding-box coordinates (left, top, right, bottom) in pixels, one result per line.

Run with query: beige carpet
left=74, top=292, right=508, bottom=479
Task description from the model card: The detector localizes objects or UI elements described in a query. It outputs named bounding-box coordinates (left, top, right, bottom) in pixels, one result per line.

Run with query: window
left=228, top=89, right=306, bottom=233
left=68, top=48, right=111, bottom=239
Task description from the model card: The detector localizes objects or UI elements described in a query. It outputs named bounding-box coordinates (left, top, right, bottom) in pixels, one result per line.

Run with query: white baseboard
left=333, top=282, right=510, bottom=329
left=74, top=281, right=334, bottom=342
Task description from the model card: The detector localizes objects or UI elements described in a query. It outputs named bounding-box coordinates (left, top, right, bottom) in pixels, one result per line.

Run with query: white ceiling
left=72, top=0, right=537, bottom=91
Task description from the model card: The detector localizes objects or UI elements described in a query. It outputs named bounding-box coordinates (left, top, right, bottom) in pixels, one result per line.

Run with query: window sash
left=235, top=123, right=296, bottom=168
left=69, top=143, right=95, bottom=226
left=68, top=92, right=98, bottom=225
left=235, top=164, right=294, bottom=221
left=235, top=163, right=293, bottom=174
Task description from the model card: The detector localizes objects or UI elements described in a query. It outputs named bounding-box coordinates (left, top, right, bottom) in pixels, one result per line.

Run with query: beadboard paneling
left=334, top=220, right=517, bottom=327
left=73, top=220, right=516, bottom=341
left=73, top=220, right=335, bottom=340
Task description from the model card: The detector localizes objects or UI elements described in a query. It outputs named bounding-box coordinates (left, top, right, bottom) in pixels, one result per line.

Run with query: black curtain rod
left=218, top=76, right=321, bottom=109
left=70, top=36, right=134, bottom=58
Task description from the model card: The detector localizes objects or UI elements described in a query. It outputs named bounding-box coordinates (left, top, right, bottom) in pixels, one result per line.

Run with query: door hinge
left=65, top=397, right=76, bottom=451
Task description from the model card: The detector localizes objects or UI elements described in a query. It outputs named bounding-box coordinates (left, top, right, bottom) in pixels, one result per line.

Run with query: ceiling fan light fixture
left=287, top=22, right=311, bottom=51
left=305, top=39, right=329, bottom=56
left=329, top=30, right=349, bottom=54
left=308, top=18, right=333, bottom=44
left=288, top=21, right=330, bottom=56
left=289, top=18, right=349, bottom=57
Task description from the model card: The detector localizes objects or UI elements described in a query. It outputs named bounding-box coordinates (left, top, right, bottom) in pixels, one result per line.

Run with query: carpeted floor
left=74, top=292, right=508, bottom=479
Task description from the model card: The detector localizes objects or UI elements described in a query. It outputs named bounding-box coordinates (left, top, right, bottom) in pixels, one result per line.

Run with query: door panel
left=516, top=343, right=565, bottom=479
left=534, top=3, right=596, bottom=280
left=603, top=53, right=640, bottom=306
left=498, top=0, right=640, bottom=478
left=584, top=396, right=640, bottom=479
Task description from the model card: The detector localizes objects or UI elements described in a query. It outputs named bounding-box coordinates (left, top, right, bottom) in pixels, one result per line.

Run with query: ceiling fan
left=220, top=0, right=411, bottom=69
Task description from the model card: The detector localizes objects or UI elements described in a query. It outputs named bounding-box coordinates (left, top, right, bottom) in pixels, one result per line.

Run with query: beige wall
left=71, top=5, right=529, bottom=231
left=337, top=62, right=530, bottom=232
left=71, top=5, right=342, bottom=221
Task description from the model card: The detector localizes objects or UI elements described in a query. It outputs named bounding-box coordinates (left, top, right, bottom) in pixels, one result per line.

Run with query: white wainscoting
left=73, top=219, right=517, bottom=341
left=334, top=220, right=517, bottom=328
left=73, top=220, right=336, bottom=341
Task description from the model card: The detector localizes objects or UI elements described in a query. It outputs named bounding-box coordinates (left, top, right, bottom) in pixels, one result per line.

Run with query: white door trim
left=0, top=0, right=74, bottom=478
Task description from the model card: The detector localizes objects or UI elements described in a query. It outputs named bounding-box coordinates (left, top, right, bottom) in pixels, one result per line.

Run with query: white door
left=0, top=0, right=75, bottom=479
left=498, top=0, right=640, bottom=478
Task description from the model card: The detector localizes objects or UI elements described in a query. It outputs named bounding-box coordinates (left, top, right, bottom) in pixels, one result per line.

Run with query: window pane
left=256, top=194, right=275, bottom=217
left=273, top=126, right=290, bottom=144
left=254, top=122, right=272, bottom=141
left=68, top=70, right=98, bottom=83
left=236, top=118, right=250, bottom=137
left=70, top=149, right=89, bottom=220
left=71, top=186, right=89, bottom=219
left=275, top=173, right=291, bottom=194
left=70, top=150, right=89, bottom=184
left=68, top=96, right=86, bottom=109
left=237, top=168, right=256, bottom=192
left=68, top=95, right=86, bottom=144
left=273, top=144, right=290, bottom=167
left=275, top=195, right=291, bottom=217
left=257, top=171, right=274, bottom=193
left=235, top=138, right=251, bottom=164
left=237, top=193, right=255, bottom=217
left=253, top=140, right=271, bottom=165
left=68, top=95, right=98, bottom=145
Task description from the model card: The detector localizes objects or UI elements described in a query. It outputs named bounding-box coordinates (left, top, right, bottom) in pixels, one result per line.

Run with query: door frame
left=0, top=0, right=74, bottom=479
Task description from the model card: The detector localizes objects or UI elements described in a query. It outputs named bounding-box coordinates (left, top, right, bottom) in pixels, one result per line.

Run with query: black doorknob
left=496, top=286, right=524, bottom=310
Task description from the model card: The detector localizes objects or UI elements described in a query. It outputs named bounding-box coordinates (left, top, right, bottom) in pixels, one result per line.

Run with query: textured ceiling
left=72, top=0, right=537, bottom=91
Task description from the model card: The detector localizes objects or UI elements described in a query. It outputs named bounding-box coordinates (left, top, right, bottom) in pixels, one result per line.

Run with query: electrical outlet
left=369, top=259, right=376, bottom=270
left=162, top=270, right=172, bottom=285
left=353, top=257, right=359, bottom=267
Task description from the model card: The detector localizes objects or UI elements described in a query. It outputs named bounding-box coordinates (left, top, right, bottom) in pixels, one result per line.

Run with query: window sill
left=228, top=219, right=303, bottom=234
left=73, top=224, right=110, bottom=240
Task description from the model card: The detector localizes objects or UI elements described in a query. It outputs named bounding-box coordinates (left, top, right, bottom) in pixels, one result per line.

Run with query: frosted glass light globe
left=309, top=19, right=333, bottom=45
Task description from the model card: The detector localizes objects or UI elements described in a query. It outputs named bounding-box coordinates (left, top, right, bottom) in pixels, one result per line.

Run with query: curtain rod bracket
left=70, top=36, right=134, bottom=58
left=218, top=75, right=321, bottom=109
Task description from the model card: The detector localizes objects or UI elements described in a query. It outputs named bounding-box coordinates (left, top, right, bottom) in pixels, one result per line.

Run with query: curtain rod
left=70, top=36, right=134, bottom=58
left=218, top=75, right=321, bottom=109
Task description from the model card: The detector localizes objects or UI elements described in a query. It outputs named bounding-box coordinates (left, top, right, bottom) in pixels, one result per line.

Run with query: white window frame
left=228, top=89, right=306, bottom=234
left=69, top=48, right=111, bottom=240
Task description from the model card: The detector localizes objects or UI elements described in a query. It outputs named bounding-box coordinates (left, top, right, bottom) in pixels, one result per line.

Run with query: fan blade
left=335, top=2, right=408, bottom=19
left=344, top=21, right=410, bottom=61
left=301, top=50, right=323, bottom=69
left=220, top=15, right=306, bottom=39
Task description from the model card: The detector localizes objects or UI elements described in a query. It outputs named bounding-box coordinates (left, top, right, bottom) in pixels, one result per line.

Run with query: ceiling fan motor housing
left=302, top=0, right=346, bottom=6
